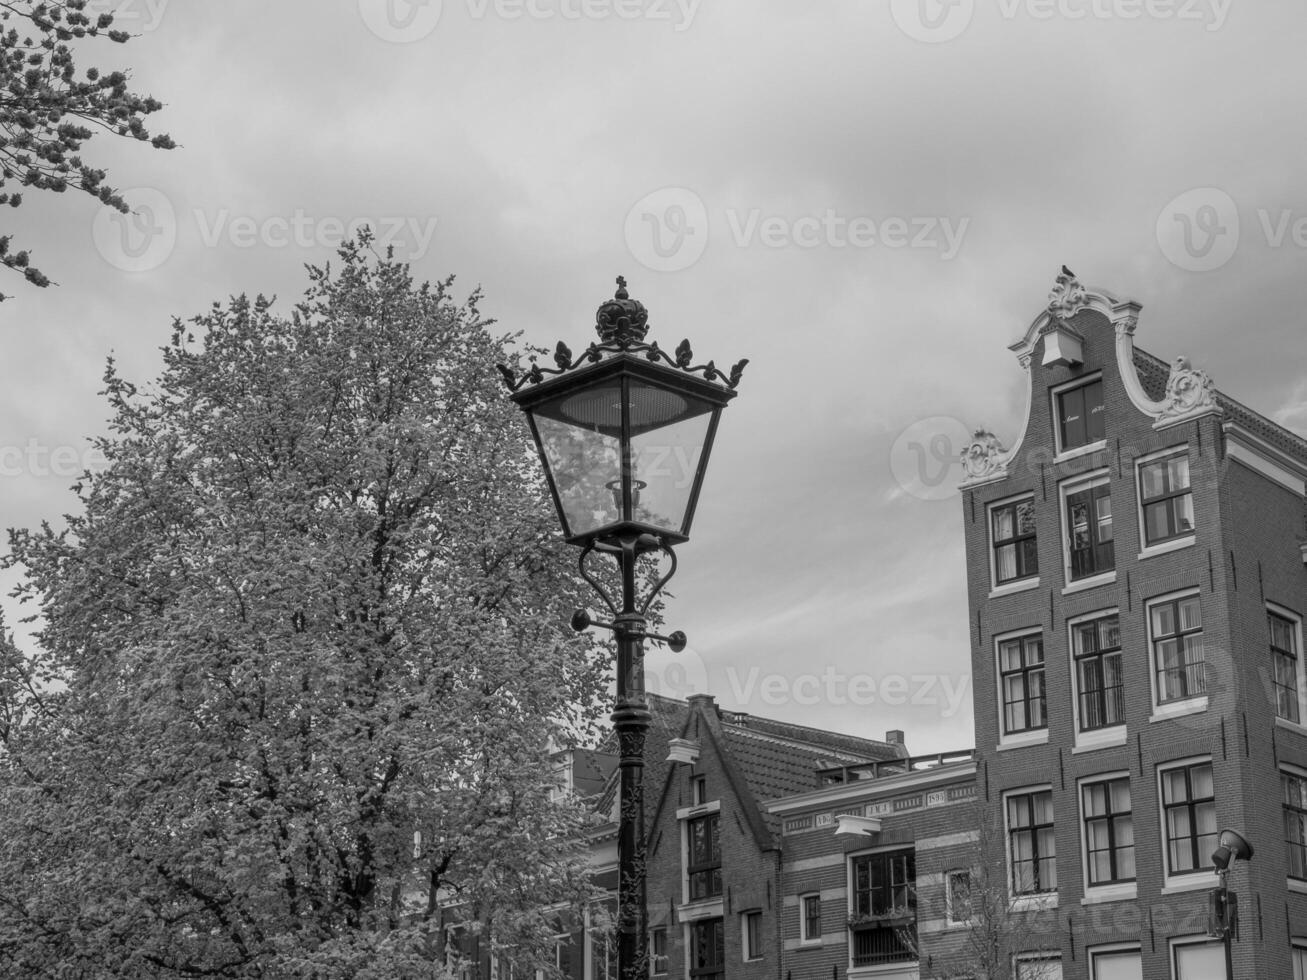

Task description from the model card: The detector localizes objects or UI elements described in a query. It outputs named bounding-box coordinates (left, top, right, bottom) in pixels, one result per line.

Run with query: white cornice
left=763, top=761, right=976, bottom=815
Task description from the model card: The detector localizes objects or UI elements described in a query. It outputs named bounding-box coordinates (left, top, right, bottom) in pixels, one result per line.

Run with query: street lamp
left=498, top=276, right=746, bottom=980
left=1208, top=828, right=1254, bottom=979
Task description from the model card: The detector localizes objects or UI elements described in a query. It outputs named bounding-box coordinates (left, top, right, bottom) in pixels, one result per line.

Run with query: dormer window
left=1056, top=378, right=1105, bottom=452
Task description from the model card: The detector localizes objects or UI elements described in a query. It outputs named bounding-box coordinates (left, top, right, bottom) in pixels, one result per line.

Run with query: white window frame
left=1283, top=763, right=1307, bottom=886
left=945, top=868, right=974, bottom=926
left=677, top=799, right=722, bottom=907
left=1168, top=936, right=1224, bottom=978
left=1002, top=785, right=1058, bottom=910
left=1067, top=606, right=1127, bottom=752
left=799, top=892, right=822, bottom=945
left=1077, top=771, right=1137, bottom=903
left=1292, top=939, right=1307, bottom=980
left=1013, top=951, right=1064, bottom=979
left=1058, top=469, right=1115, bottom=593
left=740, top=909, right=762, bottom=961
left=1146, top=589, right=1207, bottom=722
left=1157, top=755, right=1216, bottom=890
left=1270, top=603, right=1307, bottom=732
left=649, top=927, right=669, bottom=977
left=1051, top=372, right=1107, bottom=461
left=1087, top=943, right=1142, bottom=979
left=1135, top=445, right=1196, bottom=559
left=988, top=491, right=1040, bottom=597
left=995, top=626, right=1049, bottom=750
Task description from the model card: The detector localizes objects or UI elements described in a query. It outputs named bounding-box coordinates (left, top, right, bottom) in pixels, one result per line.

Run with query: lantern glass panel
left=532, top=412, right=621, bottom=538
left=630, top=409, right=716, bottom=535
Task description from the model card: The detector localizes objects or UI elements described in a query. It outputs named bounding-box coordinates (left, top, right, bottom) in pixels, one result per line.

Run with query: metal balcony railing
left=817, top=749, right=975, bottom=786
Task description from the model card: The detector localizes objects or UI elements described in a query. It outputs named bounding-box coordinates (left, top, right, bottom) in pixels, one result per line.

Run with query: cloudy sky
left=5, top=0, right=1307, bottom=753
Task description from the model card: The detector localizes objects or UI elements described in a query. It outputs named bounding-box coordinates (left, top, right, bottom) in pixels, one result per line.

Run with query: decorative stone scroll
left=960, top=429, right=1008, bottom=483
left=1047, top=266, right=1088, bottom=318
left=1156, top=355, right=1219, bottom=424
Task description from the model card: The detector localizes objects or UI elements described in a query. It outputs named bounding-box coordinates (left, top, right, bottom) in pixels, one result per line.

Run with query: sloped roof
left=1134, top=346, right=1307, bottom=464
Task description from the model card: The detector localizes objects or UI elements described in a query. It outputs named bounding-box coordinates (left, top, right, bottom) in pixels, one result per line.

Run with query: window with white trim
left=1284, top=768, right=1307, bottom=881
left=1056, top=377, right=1104, bottom=452
left=999, top=632, right=1046, bottom=737
left=1006, top=787, right=1056, bottom=897
left=991, top=495, right=1039, bottom=586
left=1072, top=612, right=1124, bottom=733
left=1014, top=953, right=1063, bottom=980
left=1063, top=474, right=1113, bottom=582
left=649, top=928, right=668, bottom=976
left=686, top=812, right=721, bottom=900
left=1137, top=449, right=1194, bottom=548
left=1293, top=941, right=1307, bottom=980
left=1081, top=775, right=1134, bottom=888
left=1089, top=945, right=1142, bottom=980
left=1170, top=938, right=1223, bottom=978
left=799, top=893, right=821, bottom=943
left=1149, top=593, right=1205, bottom=706
left=1272, top=609, right=1302, bottom=723
left=1159, top=759, right=1216, bottom=879
left=741, top=911, right=762, bottom=961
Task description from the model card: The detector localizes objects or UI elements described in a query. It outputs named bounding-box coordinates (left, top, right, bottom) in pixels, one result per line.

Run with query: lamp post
left=498, top=277, right=746, bottom=980
left=1209, top=828, right=1254, bottom=979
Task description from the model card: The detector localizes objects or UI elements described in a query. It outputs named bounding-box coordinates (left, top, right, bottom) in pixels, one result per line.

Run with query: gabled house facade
left=959, top=270, right=1307, bottom=978
left=643, top=693, right=910, bottom=980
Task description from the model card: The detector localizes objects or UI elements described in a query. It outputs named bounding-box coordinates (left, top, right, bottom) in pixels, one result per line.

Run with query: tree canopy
left=0, top=236, right=611, bottom=977
left=0, top=0, right=175, bottom=298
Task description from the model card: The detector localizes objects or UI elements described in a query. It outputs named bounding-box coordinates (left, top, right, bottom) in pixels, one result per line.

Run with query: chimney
left=885, top=730, right=905, bottom=746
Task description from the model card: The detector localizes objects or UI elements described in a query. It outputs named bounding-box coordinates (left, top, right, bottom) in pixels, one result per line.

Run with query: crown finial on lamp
left=596, top=274, right=650, bottom=345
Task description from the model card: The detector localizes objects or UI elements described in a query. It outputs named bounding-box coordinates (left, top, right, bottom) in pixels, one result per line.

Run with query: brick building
left=958, top=270, right=1307, bottom=978
left=764, top=751, right=978, bottom=980
left=642, top=693, right=909, bottom=980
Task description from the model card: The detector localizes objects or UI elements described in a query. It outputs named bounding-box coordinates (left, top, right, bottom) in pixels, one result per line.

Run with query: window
left=650, top=929, right=668, bottom=976
left=1082, top=776, right=1135, bottom=887
left=1065, top=478, right=1113, bottom=580
left=1171, top=939, right=1223, bottom=978
left=1072, top=613, right=1124, bottom=732
left=1272, top=611, right=1301, bottom=723
left=1284, top=769, right=1307, bottom=880
left=1150, top=594, right=1204, bottom=705
left=1138, top=450, right=1193, bottom=547
left=851, top=848, right=915, bottom=917
left=946, top=869, right=973, bottom=924
left=692, top=776, right=708, bottom=806
left=1294, top=943, right=1307, bottom=980
left=1015, top=954, right=1064, bottom=980
left=849, top=849, right=916, bottom=966
left=588, top=929, right=616, bottom=980
left=992, top=496, right=1038, bottom=585
left=686, top=813, right=721, bottom=900
left=689, top=919, right=723, bottom=980
left=1057, top=377, right=1105, bottom=451
left=742, top=911, right=762, bottom=960
left=1160, top=760, right=1216, bottom=877
left=1089, top=946, right=1142, bottom=980
left=800, top=894, right=821, bottom=942
left=999, top=633, right=1046, bottom=736
left=1007, top=789, right=1056, bottom=896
